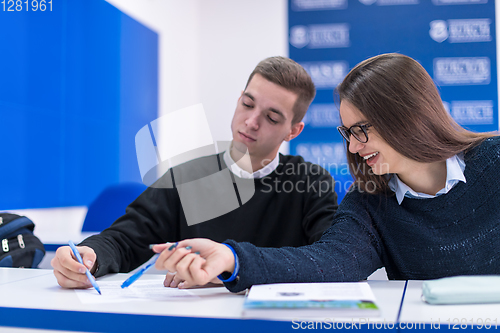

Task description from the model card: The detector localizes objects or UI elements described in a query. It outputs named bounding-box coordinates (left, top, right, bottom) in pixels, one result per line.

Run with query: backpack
left=0, top=213, right=46, bottom=268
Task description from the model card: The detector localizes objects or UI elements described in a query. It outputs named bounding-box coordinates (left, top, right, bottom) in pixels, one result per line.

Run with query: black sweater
left=81, top=153, right=338, bottom=277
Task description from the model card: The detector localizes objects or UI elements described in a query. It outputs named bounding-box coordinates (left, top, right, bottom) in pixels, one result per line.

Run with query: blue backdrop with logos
left=289, top=0, right=497, bottom=201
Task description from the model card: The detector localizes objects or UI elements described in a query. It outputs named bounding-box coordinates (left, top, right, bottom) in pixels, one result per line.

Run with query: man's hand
left=51, top=245, right=97, bottom=289
left=152, top=239, right=235, bottom=288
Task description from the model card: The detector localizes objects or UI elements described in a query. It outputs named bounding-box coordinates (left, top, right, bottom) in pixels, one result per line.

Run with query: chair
left=81, top=182, right=147, bottom=232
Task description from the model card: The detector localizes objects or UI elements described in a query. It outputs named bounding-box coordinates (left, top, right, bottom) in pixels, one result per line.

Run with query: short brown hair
left=246, top=56, right=315, bottom=124
left=336, top=53, right=495, bottom=194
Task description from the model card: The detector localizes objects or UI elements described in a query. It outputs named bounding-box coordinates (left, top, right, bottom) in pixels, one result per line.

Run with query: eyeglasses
left=337, top=124, right=372, bottom=143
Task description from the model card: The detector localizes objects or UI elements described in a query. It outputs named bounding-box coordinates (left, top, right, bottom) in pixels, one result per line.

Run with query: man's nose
left=245, top=110, right=260, bottom=130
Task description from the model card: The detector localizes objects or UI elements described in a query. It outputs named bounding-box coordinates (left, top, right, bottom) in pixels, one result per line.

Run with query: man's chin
left=232, top=140, right=249, bottom=155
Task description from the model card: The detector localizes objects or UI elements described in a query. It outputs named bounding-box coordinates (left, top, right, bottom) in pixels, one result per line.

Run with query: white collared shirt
left=388, top=154, right=466, bottom=205
left=223, top=149, right=280, bottom=179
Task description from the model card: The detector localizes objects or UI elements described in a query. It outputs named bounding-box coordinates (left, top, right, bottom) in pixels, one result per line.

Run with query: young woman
left=153, top=53, right=500, bottom=292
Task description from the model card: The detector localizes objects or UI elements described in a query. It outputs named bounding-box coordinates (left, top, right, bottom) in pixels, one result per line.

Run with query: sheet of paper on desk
left=75, top=280, right=198, bottom=304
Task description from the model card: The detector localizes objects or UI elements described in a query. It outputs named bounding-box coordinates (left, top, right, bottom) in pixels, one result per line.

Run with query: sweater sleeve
left=223, top=189, right=384, bottom=293
left=80, top=177, right=182, bottom=277
left=300, top=163, right=338, bottom=243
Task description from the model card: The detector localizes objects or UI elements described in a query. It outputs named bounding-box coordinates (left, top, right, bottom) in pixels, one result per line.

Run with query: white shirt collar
left=223, top=149, right=280, bottom=179
left=388, top=153, right=466, bottom=205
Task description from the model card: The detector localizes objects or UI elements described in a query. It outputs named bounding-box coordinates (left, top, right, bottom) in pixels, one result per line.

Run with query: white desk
left=399, top=280, right=500, bottom=330
left=0, top=268, right=404, bottom=332
left=0, top=267, right=52, bottom=286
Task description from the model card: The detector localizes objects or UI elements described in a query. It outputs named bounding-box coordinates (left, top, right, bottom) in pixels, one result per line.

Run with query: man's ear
left=284, top=122, right=304, bottom=142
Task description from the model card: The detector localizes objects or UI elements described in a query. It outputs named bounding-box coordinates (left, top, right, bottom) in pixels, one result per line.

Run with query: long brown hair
left=336, top=53, right=495, bottom=194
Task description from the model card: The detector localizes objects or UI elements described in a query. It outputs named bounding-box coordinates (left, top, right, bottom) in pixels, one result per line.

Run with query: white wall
left=106, top=0, right=289, bottom=143
left=196, top=0, right=288, bottom=142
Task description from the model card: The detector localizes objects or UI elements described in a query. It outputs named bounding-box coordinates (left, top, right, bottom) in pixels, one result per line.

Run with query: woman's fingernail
left=178, top=282, right=185, bottom=288
left=185, top=246, right=192, bottom=250
left=149, top=244, right=157, bottom=250
left=194, top=251, right=200, bottom=255
left=168, top=242, right=178, bottom=251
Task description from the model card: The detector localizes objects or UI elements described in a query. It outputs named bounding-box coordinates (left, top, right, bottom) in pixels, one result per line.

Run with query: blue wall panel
left=0, top=0, right=158, bottom=209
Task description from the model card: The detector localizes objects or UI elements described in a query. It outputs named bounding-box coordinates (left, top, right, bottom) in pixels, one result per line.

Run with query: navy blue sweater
left=224, top=137, right=500, bottom=292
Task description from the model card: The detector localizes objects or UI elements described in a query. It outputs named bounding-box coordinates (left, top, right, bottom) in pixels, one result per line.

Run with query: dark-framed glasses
left=337, top=124, right=372, bottom=143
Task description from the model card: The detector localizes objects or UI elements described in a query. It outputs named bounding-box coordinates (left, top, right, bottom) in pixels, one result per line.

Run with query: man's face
left=230, top=74, right=304, bottom=168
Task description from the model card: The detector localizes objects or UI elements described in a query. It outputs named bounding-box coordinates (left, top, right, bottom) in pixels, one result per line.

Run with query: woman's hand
left=152, top=239, right=234, bottom=288
left=163, top=271, right=223, bottom=288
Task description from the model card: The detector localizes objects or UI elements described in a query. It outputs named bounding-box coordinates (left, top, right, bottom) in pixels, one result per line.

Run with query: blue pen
left=68, top=240, right=101, bottom=295
left=121, top=255, right=159, bottom=288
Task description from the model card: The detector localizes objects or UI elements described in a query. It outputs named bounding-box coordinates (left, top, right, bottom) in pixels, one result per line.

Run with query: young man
left=52, top=56, right=338, bottom=289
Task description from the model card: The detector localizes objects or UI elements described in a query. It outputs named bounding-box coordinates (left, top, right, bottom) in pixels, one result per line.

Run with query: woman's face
left=339, top=100, right=411, bottom=176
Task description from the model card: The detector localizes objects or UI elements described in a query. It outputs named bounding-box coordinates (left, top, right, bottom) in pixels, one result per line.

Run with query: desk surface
left=0, top=268, right=404, bottom=332
left=2, top=269, right=500, bottom=332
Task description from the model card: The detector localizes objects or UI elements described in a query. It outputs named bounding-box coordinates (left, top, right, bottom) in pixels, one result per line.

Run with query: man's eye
left=242, top=102, right=253, bottom=108
left=268, top=116, right=278, bottom=124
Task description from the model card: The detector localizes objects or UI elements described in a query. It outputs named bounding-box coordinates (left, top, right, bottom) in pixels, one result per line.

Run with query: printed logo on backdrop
left=300, top=61, right=348, bottom=89
left=429, top=19, right=491, bottom=43
left=295, top=143, right=347, bottom=167
left=359, top=0, right=418, bottom=5
left=292, top=0, right=348, bottom=11
left=444, top=100, right=494, bottom=125
left=433, top=57, right=490, bottom=85
left=303, top=104, right=341, bottom=128
left=290, top=26, right=309, bottom=48
left=290, top=24, right=350, bottom=49
left=429, top=21, right=449, bottom=43
left=432, top=0, right=487, bottom=5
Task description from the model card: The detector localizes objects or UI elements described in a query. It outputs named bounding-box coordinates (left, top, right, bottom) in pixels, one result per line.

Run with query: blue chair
left=81, top=182, right=147, bottom=232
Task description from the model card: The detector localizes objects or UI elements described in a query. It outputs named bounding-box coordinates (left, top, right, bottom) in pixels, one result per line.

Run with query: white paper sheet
left=74, top=280, right=198, bottom=304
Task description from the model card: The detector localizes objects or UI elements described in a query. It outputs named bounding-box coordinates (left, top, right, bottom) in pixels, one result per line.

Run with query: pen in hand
left=121, top=255, right=159, bottom=288
left=121, top=242, right=177, bottom=288
left=68, top=240, right=101, bottom=295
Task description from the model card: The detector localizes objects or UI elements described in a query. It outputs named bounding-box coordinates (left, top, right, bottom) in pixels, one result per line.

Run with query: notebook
left=243, top=282, right=380, bottom=320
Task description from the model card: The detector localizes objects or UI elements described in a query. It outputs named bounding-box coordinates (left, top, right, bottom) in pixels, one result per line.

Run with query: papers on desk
left=243, top=282, right=380, bottom=320
left=74, top=280, right=198, bottom=304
